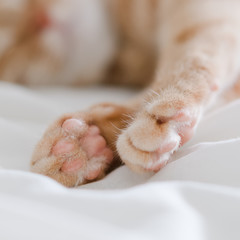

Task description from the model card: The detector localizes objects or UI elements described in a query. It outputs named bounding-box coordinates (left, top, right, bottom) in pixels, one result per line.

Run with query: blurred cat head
left=0, top=0, right=115, bottom=85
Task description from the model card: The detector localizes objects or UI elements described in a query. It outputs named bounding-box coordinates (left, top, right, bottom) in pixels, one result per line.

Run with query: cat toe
left=31, top=117, right=114, bottom=187
left=117, top=106, right=200, bottom=173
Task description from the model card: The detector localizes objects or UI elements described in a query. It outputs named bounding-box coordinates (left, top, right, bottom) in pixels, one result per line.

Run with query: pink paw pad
left=87, top=125, right=100, bottom=136
left=178, top=117, right=197, bottom=145
left=52, top=140, right=74, bottom=155
left=156, top=141, right=177, bottom=155
left=97, top=148, right=114, bottom=163
left=149, top=142, right=177, bottom=171
left=179, top=127, right=195, bottom=145
left=85, top=168, right=102, bottom=181
left=53, top=119, right=113, bottom=180
left=61, top=158, right=84, bottom=173
left=83, top=135, right=106, bottom=158
left=150, top=111, right=198, bottom=171
left=62, top=118, right=88, bottom=135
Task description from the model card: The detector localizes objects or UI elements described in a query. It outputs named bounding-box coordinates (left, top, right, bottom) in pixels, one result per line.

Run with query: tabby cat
left=1, top=0, right=240, bottom=187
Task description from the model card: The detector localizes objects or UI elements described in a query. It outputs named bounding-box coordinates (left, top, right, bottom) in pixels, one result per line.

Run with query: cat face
left=0, top=0, right=115, bottom=85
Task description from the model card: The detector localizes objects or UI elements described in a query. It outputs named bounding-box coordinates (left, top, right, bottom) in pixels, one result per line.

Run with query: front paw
left=31, top=103, right=133, bottom=187
left=117, top=99, right=201, bottom=172
left=31, top=114, right=113, bottom=187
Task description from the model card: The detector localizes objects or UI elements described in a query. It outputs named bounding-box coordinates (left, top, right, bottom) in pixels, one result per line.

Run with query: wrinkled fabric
left=0, top=82, right=240, bottom=240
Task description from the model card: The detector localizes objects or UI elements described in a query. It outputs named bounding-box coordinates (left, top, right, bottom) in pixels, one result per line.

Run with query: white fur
left=27, top=0, right=116, bottom=85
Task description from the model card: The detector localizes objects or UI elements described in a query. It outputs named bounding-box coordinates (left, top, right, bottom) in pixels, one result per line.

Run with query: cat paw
left=31, top=115, right=113, bottom=187
left=117, top=98, right=201, bottom=172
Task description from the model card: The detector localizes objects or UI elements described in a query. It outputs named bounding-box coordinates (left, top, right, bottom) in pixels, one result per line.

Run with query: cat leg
left=117, top=20, right=240, bottom=172
left=31, top=103, right=133, bottom=187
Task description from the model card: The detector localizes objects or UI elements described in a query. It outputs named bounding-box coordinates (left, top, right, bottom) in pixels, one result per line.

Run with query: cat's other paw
left=117, top=95, right=201, bottom=172
left=31, top=116, right=113, bottom=187
left=31, top=103, right=131, bottom=187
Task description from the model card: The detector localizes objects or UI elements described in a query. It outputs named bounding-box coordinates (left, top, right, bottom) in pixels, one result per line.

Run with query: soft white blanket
left=0, top=82, right=240, bottom=240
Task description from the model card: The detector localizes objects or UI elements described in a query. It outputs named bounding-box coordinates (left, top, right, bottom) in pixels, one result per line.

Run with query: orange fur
left=1, top=0, right=240, bottom=186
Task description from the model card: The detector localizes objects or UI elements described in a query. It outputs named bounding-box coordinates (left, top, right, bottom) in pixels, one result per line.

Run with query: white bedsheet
left=0, top=82, right=240, bottom=240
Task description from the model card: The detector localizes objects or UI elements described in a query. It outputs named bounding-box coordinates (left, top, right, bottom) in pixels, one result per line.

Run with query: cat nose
left=35, top=9, right=50, bottom=31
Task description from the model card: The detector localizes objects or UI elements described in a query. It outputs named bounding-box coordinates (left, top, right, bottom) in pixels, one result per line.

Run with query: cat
left=1, top=0, right=240, bottom=187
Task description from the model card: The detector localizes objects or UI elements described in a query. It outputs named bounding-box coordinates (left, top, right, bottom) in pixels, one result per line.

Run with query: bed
left=0, top=81, right=240, bottom=240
